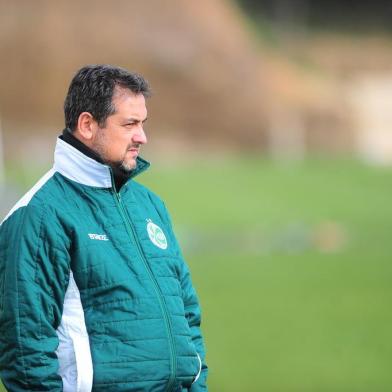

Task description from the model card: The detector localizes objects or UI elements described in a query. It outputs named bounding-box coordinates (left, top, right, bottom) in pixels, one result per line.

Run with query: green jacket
left=0, top=138, right=207, bottom=391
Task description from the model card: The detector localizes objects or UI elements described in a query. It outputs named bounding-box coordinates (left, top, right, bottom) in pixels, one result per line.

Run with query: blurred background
left=1, top=0, right=392, bottom=390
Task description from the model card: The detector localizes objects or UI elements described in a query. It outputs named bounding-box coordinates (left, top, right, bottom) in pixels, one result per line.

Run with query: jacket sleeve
left=0, top=204, right=70, bottom=391
left=160, top=203, right=208, bottom=392
left=178, top=261, right=208, bottom=392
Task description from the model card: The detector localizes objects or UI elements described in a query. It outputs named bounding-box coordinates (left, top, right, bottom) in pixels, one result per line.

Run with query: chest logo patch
left=88, top=233, right=109, bottom=241
left=146, top=220, right=168, bottom=250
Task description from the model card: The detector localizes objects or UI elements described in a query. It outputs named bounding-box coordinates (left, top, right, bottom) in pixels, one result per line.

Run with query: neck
left=61, top=128, right=104, bottom=163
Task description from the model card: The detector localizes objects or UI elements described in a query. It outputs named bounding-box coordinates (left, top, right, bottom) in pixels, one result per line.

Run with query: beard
left=117, top=157, right=136, bottom=173
left=100, top=150, right=138, bottom=174
left=92, top=132, right=138, bottom=174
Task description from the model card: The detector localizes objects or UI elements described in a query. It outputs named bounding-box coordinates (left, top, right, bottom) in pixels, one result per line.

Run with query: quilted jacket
left=0, top=137, right=207, bottom=391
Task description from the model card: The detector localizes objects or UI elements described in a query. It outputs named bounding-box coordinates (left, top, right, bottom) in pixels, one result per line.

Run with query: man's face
left=92, top=89, right=148, bottom=172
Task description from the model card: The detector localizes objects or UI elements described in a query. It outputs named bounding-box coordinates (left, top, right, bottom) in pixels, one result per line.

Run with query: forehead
left=111, top=88, right=147, bottom=118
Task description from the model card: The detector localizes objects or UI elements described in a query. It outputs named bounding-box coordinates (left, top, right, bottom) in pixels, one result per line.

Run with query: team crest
left=146, top=220, right=168, bottom=249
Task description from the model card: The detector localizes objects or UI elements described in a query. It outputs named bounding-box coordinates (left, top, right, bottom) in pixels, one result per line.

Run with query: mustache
left=127, top=144, right=141, bottom=150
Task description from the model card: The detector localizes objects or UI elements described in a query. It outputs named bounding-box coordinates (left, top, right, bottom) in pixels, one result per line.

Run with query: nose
left=133, top=127, right=147, bottom=145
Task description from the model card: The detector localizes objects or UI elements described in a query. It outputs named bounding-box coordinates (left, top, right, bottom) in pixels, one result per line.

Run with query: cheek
left=98, top=131, right=131, bottom=160
left=116, top=139, right=131, bottom=156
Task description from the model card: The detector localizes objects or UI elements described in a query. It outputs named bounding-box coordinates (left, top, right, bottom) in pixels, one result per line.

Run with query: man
left=0, top=65, right=207, bottom=391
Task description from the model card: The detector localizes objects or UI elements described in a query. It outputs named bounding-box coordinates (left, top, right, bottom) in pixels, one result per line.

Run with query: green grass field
left=1, top=156, right=392, bottom=391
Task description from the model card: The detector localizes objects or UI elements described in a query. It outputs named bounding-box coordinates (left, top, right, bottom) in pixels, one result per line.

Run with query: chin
left=120, top=160, right=136, bottom=172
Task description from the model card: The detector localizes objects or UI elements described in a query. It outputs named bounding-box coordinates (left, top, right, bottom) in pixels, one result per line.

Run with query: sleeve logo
left=146, top=220, right=168, bottom=249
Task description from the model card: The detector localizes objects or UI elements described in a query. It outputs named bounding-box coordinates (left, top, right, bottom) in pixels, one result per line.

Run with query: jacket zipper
left=110, top=177, right=176, bottom=392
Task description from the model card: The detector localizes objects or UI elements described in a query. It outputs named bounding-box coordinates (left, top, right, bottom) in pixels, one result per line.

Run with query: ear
left=75, top=112, right=97, bottom=141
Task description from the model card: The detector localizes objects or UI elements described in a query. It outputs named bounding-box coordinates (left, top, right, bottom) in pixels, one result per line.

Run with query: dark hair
left=64, top=64, right=151, bottom=131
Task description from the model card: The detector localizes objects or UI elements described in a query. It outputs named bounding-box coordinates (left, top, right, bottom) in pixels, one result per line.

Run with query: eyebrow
left=124, top=117, right=148, bottom=123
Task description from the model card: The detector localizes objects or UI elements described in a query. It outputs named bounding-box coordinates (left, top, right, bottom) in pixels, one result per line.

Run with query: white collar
left=53, top=137, right=113, bottom=187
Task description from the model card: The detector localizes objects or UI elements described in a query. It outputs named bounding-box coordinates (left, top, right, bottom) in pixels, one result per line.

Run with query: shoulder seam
left=1, top=169, right=55, bottom=225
